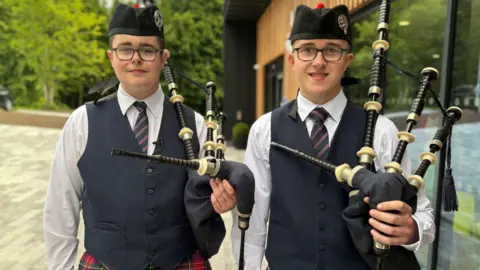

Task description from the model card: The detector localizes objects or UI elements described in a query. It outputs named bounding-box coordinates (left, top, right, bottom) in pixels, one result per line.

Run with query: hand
left=210, top=179, right=237, bottom=214
left=364, top=197, right=419, bottom=246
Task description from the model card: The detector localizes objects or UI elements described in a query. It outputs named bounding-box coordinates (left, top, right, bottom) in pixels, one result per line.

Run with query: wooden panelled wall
left=255, top=0, right=372, bottom=117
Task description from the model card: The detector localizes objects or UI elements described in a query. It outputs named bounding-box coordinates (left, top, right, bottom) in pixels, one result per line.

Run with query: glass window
left=264, top=56, right=284, bottom=113
left=347, top=0, right=447, bottom=268
left=436, top=0, right=480, bottom=269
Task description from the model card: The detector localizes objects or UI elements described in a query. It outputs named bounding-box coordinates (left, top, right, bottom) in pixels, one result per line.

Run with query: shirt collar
left=296, top=89, right=347, bottom=123
left=117, top=83, right=164, bottom=118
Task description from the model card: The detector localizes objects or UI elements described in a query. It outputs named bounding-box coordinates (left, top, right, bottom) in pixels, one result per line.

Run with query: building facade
left=223, top=0, right=480, bottom=269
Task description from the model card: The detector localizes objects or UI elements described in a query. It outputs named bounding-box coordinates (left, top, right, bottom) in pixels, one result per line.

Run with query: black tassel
left=442, top=125, right=458, bottom=212
left=442, top=168, right=458, bottom=211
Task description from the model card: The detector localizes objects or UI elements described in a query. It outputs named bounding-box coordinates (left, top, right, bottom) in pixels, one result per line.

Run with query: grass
left=12, top=104, right=74, bottom=113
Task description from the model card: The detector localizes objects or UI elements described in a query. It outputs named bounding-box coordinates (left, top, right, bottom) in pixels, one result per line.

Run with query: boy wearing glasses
left=43, top=4, right=234, bottom=270
left=230, top=4, right=435, bottom=270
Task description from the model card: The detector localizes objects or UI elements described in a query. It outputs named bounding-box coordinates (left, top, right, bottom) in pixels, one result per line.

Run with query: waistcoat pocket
left=86, top=221, right=127, bottom=267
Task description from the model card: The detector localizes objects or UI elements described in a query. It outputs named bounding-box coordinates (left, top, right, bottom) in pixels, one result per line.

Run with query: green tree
left=1, top=0, right=109, bottom=109
left=0, top=0, right=224, bottom=113
left=156, top=0, right=225, bottom=112
left=0, top=3, right=38, bottom=105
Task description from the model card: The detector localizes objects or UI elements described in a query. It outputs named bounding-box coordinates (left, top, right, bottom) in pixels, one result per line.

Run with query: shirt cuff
left=231, top=240, right=264, bottom=270
left=400, top=215, right=422, bottom=251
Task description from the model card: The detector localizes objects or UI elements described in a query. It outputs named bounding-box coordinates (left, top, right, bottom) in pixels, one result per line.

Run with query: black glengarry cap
left=109, top=4, right=164, bottom=39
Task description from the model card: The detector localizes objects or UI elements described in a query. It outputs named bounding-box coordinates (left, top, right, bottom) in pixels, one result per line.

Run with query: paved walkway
left=0, top=123, right=248, bottom=270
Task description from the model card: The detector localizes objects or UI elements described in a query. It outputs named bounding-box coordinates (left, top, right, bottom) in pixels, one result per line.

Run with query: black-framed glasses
left=112, top=47, right=162, bottom=61
left=293, top=46, right=348, bottom=62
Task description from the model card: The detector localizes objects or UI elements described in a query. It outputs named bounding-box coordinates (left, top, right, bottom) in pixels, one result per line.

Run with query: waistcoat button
left=319, top=203, right=325, bottom=210
left=148, top=188, right=155, bottom=195
left=147, top=167, right=153, bottom=173
left=148, top=209, right=155, bottom=215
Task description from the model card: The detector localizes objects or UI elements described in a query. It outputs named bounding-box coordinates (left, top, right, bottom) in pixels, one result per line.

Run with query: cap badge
left=154, top=10, right=163, bottom=29
left=338, top=14, right=348, bottom=35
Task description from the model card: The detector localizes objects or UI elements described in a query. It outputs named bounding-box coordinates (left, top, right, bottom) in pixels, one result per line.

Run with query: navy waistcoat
left=77, top=94, right=200, bottom=270
left=266, top=99, right=372, bottom=270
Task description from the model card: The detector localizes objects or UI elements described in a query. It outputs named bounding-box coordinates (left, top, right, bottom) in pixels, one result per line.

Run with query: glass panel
left=264, top=64, right=272, bottom=113
left=275, top=72, right=285, bottom=107
left=264, top=56, right=284, bottom=113
left=436, top=0, right=480, bottom=269
left=348, top=0, right=447, bottom=268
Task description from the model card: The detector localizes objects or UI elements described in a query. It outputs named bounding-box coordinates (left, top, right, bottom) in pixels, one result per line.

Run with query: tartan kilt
left=79, top=250, right=211, bottom=270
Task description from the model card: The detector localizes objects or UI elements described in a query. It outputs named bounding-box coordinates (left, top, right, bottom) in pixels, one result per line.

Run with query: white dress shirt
left=43, top=84, right=207, bottom=270
left=230, top=90, right=436, bottom=270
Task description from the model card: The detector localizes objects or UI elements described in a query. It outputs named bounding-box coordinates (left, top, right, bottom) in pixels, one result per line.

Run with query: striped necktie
left=133, top=101, right=149, bottom=153
left=309, top=107, right=330, bottom=160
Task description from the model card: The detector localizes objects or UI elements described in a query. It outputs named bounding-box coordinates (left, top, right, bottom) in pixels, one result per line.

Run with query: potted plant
left=232, top=121, right=250, bottom=149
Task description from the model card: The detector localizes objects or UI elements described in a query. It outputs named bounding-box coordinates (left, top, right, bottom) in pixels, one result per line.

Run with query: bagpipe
left=109, top=2, right=255, bottom=269
left=271, top=0, right=462, bottom=269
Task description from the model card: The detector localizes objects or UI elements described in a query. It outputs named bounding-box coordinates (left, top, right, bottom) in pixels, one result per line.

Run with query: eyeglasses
left=293, top=46, right=348, bottom=62
left=112, top=47, right=162, bottom=61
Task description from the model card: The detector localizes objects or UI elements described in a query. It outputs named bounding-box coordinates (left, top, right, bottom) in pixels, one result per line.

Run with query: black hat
left=289, top=3, right=352, bottom=45
left=109, top=4, right=164, bottom=39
